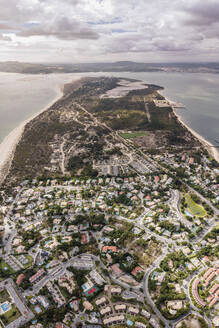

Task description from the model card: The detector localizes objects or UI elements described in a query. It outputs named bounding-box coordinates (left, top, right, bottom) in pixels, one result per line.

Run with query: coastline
left=0, top=86, right=64, bottom=186
left=173, top=108, right=219, bottom=162
left=0, top=77, right=218, bottom=188
left=158, top=91, right=219, bottom=163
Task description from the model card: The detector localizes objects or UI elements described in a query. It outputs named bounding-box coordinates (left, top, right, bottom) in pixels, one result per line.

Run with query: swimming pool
left=1, top=302, right=11, bottom=313
left=34, top=306, right=42, bottom=314
left=185, top=209, right=193, bottom=217
left=127, top=319, right=133, bottom=326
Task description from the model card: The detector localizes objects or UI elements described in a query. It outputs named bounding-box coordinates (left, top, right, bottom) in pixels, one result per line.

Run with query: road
left=1, top=99, right=217, bottom=327
left=142, top=252, right=172, bottom=327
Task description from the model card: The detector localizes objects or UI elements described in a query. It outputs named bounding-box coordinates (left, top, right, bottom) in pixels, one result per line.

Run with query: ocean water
left=0, top=72, right=82, bottom=143
left=0, top=71, right=218, bottom=147
left=106, top=71, right=219, bottom=146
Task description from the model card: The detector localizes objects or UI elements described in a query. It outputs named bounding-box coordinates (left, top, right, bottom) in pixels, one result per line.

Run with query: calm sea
left=0, top=71, right=218, bottom=146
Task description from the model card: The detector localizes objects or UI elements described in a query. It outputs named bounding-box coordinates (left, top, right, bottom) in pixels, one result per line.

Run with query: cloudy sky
left=0, top=0, right=219, bottom=63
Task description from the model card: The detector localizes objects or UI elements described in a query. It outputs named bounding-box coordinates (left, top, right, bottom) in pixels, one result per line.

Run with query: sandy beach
left=0, top=76, right=218, bottom=187
left=173, top=108, right=219, bottom=162
left=158, top=90, right=219, bottom=163
left=0, top=86, right=64, bottom=186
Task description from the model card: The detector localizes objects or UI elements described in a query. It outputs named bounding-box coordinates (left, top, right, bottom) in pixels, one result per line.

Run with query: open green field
left=0, top=260, right=15, bottom=275
left=0, top=289, right=10, bottom=303
left=185, top=194, right=207, bottom=218
left=119, top=131, right=148, bottom=139
left=25, top=255, right=33, bottom=268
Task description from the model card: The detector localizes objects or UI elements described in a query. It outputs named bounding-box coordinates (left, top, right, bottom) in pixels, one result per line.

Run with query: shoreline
left=0, top=86, right=64, bottom=186
left=173, top=108, right=219, bottom=162
left=158, top=91, right=219, bottom=162
left=0, top=77, right=218, bottom=187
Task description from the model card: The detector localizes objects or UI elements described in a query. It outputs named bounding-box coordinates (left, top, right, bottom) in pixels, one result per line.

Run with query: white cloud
left=0, top=0, right=219, bottom=62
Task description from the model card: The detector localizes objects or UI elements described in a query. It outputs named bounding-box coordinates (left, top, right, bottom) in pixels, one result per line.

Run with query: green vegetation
left=183, top=194, right=207, bottom=218
left=119, top=131, right=148, bottom=139
left=0, top=260, right=15, bottom=275
left=0, top=289, right=10, bottom=303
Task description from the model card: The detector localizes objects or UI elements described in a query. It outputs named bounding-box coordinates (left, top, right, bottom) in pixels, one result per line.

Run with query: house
left=83, top=301, right=93, bottom=311
left=111, top=264, right=122, bottom=276
left=115, top=304, right=126, bottom=313
left=204, top=272, right=216, bottom=287
left=103, top=315, right=125, bottom=326
left=135, top=322, right=146, bottom=328
left=167, top=300, right=183, bottom=311
left=29, top=269, right=45, bottom=284
left=149, top=318, right=160, bottom=328
left=102, top=246, right=117, bottom=253
left=16, top=273, right=25, bottom=286
left=38, top=296, right=50, bottom=308
left=131, top=266, right=143, bottom=277
left=96, top=297, right=106, bottom=307
left=141, top=309, right=151, bottom=319
left=210, top=284, right=219, bottom=294
left=90, top=269, right=105, bottom=285
left=209, top=296, right=219, bottom=307
left=16, top=245, right=25, bottom=253
left=56, top=323, right=64, bottom=328
left=69, top=299, right=80, bottom=312
left=128, top=306, right=139, bottom=315
left=192, top=278, right=206, bottom=307
left=111, top=286, right=121, bottom=295
left=182, top=247, right=191, bottom=256
left=100, top=306, right=112, bottom=316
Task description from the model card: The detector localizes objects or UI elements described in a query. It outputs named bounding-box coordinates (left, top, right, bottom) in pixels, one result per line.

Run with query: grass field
left=0, top=261, right=15, bottom=275
left=185, top=194, right=207, bottom=218
left=119, top=131, right=148, bottom=139
left=0, top=289, right=10, bottom=303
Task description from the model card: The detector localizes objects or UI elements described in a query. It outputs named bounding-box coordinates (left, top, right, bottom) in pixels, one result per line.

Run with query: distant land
left=1, top=61, right=219, bottom=74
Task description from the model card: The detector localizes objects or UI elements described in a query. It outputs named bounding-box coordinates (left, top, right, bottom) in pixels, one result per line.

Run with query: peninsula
left=0, top=77, right=218, bottom=328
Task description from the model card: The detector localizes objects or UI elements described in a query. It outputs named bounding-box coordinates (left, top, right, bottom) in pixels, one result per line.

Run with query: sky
left=0, top=0, right=219, bottom=63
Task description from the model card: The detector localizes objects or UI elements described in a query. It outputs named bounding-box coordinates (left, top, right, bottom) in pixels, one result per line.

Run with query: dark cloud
left=183, top=1, right=219, bottom=26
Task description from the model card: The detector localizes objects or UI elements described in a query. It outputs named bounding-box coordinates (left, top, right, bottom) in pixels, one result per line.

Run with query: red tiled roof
left=209, top=296, right=219, bottom=307
left=81, top=233, right=87, bottom=244
left=131, top=266, right=143, bottom=276
left=16, top=274, right=25, bottom=285
left=102, top=246, right=117, bottom=253
left=210, top=284, right=219, bottom=294
left=29, top=269, right=45, bottom=283
left=56, top=323, right=63, bottom=328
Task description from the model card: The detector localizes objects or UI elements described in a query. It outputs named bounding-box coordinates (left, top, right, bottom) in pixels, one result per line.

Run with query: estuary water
left=0, top=72, right=83, bottom=143
left=0, top=71, right=218, bottom=147
left=107, top=71, right=219, bottom=147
